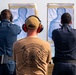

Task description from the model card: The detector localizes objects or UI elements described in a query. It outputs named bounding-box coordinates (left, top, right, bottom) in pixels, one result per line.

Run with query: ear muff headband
left=25, top=15, right=41, bottom=23
left=22, top=15, right=43, bottom=33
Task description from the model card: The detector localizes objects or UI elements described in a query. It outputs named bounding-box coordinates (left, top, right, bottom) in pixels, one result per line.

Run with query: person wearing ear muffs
left=13, top=15, right=52, bottom=75
left=0, top=9, right=21, bottom=75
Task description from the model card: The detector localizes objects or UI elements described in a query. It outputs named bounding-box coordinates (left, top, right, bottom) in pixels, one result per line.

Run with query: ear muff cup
left=37, top=24, right=43, bottom=33
left=22, top=24, right=27, bottom=32
left=22, top=15, right=44, bottom=33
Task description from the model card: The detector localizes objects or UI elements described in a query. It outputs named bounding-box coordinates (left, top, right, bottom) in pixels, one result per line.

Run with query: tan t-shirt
left=13, top=37, right=51, bottom=75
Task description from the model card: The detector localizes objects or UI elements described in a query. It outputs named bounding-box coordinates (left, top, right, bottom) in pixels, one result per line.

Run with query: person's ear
left=70, top=21, right=72, bottom=24
left=61, top=20, right=63, bottom=24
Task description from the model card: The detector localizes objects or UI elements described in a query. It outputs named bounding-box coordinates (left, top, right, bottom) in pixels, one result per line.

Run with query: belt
left=53, top=58, right=76, bottom=64
left=0, top=55, right=13, bottom=64
left=55, top=60, right=76, bottom=64
left=0, top=55, right=4, bottom=64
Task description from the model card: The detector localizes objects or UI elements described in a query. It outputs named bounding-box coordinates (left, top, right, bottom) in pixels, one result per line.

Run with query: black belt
left=54, top=60, right=76, bottom=64
left=53, top=58, right=76, bottom=64
left=0, top=55, right=13, bottom=64
left=0, top=56, right=2, bottom=63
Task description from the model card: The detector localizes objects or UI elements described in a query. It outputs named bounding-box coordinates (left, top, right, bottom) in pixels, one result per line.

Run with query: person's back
left=0, top=9, right=21, bottom=75
left=0, top=20, right=21, bottom=56
left=52, top=25, right=76, bottom=60
left=13, top=15, right=51, bottom=75
left=52, top=13, right=76, bottom=75
left=13, top=36, right=50, bottom=75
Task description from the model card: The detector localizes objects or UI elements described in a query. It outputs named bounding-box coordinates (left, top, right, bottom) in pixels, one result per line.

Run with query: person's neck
left=27, top=30, right=38, bottom=38
left=27, top=35, right=38, bottom=38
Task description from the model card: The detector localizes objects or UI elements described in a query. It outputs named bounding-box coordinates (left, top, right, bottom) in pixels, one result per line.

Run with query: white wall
left=0, top=0, right=76, bottom=40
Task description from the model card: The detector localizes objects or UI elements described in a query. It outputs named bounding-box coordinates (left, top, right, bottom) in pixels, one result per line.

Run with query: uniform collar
left=1, top=19, right=10, bottom=23
left=61, top=24, right=71, bottom=28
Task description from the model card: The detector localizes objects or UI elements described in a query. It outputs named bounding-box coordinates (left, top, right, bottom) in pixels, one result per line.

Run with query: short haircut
left=61, top=13, right=71, bottom=24
left=1, top=9, right=13, bottom=22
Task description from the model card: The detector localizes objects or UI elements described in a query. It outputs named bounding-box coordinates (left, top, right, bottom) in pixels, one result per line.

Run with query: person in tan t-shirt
left=13, top=15, right=52, bottom=75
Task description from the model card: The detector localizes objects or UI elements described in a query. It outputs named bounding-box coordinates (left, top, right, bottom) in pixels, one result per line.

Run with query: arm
left=5, top=23, right=21, bottom=56
left=46, top=43, right=52, bottom=64
left=7, top=23, right=21, bottom=35
left=12, top=24, right=21, bottom=35
left=12, top=43, right=16, bottom=62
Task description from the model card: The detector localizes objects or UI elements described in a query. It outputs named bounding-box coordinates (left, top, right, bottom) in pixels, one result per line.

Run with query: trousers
left=0, top=60, right=16, bottom=75
left=52, top=62, right=76, bottom=75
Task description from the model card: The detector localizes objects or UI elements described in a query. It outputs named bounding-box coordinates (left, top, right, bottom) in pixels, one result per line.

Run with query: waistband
left=0, top=55, right=13, bottom=64
left=53, top=58, right=76, bottom=64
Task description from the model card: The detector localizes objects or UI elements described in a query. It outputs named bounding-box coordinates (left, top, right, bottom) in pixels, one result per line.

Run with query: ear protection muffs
left=22, top=24, right=27, bottom=32
left=22, top=15, right=43, bottom=33
left=37, top=24, right=43, bottom=33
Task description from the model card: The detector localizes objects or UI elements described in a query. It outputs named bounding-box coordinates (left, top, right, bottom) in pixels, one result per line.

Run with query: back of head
left=1, top=9, right=13, bottom=22
left=22, top=15, right=43, bottom=33
left=61, top=13, right=71, bottom=25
